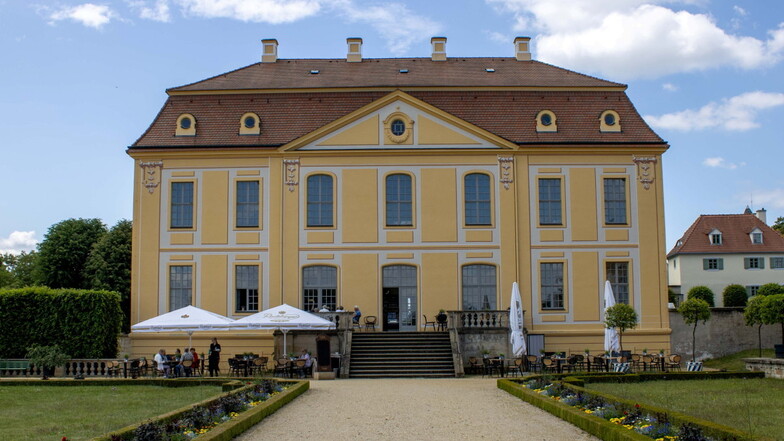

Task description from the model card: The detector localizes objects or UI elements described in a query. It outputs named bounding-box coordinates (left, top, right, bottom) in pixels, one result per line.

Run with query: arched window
left=307, top=175, right=334, bottom=227
left=386, top=174, right=413, bottom=226
left=302, top=266, right=337, bottom=312
left=462, top=264, right=496, bottom=310
left=464, top=173, right=491, bottom=225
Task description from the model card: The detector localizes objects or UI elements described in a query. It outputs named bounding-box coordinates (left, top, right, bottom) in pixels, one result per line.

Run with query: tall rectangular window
left=464, top=173, right=491, bottom=226
left=540, top=262, right=564, bottom=309
left=235, top=265, right=259, bottom=312
left=171, top=182, right=194, bottom=228
left=169, top=266, right=192, bottom=310
left=303, top=266, right=337, bottom=312
left=386, top=174, right=413, bottom=226
left=307, top=175, right=334, bottom=227
left=462, top=264, right=497, bottom=310
left=236, top=181, right=259, bottom=228
left=604, top=178, right=627, bottom=225
left=606, top=262, right=629, bottom=304
left=538, top=178, right=562, bottom=225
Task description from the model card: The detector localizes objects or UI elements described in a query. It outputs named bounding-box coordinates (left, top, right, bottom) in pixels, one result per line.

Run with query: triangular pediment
left=280, top=90, right=517, bottom=151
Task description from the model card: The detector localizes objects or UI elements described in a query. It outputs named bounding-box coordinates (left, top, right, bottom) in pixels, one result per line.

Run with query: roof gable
left=668, top=214, right=784, bottom=257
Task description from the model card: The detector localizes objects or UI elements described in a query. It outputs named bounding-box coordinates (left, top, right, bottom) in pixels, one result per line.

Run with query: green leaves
left=678, top=298, right=711, bottom=325
left=687, top=286, right=715, bottom=307
left=604, top=303, right=638, bottom=333
left=36, top=218, right=107, bottom=289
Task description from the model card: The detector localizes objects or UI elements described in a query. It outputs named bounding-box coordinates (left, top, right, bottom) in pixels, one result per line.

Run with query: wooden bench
left=0, top=360, right=31, bottom=375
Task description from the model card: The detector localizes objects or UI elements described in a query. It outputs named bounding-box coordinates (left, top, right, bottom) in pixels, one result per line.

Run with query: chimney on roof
left=431, top=37, right=447, bottom=61
left=261, top=39, right=278, bottom=63
left=347, top=37, right=362, bottom=62
left=756, top=208, right=767, bottom=224
left=514, top=36, right=531, bottom=61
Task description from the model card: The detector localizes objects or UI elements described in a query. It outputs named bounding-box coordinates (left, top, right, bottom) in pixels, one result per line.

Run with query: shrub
left=687, top=286, right=715, bottom=307
left=679, top=298, right=711, bottom=362
left=757, top=282, right=784, bottom=297
left=722, top=284, right=747, bottom=307
left=604, top=303, right=638, bottom=352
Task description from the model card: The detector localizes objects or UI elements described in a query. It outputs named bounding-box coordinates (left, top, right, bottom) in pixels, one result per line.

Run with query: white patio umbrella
left=231, top=303, right=335, bottom=356
left=603, top=281, right=621, bottom=354
left=509, top=282, right=526, bottom=357
left=131, top=305, right=235, bottom=348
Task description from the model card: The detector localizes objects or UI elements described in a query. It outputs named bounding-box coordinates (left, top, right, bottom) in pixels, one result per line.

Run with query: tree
left=687, top=285, right=715, bottom=307
left=679, top=298, right=711, bottom=362
left=723, top=284, right=748, bottom=307
left=84, top=220, right=132, bottom=332
left=760, top=294, right=784, bottom=347
left=35, top=218, right=107, bottom=289
left=745, top=295, right=767, bottom=356
left=757, top=283, right=784, bottom=297
left=604, top=303, right=638, bottom=353
left=0, top=251, right=39, bottom=289
left=772, top=216, right=784, bottom=236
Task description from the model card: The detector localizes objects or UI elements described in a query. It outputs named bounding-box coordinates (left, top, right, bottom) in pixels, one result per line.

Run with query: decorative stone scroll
left=283, top=158, right=300, bottom=192
left=498, top=156, right=514, bottom=190
left=139, top=161, right=163, bottom=194
left=632, top=156, right=657, bottom=190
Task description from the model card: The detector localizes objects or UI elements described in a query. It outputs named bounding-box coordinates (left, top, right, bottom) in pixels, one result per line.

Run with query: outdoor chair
left=273, top=358, right=290, bottom=378
left=481, top=357, right=500, bottom=377
left=666, top=354, right=682, bottom=371
left=364, top=315, right=377, bottom=332
left=526, top=355, right=540, bottom=373
left=560, top=356, right=578, bottom=373
left=128, top=359, right=142, bottom=378
left=251, top=357, right=268, bottom=376
left=228, top=358, right=243, bottom=376
left=572, top=354, right=586, bottom=371
left=467, top=357, right=482, bottom=375
left=422, top=314, right=436, bottom=331
left=106, top=360, right=120, bottom=377
left=541, top=357, right=558, bottom=374
left=181, top=359, right=193, bottom=377
left=631, top=354, right=643, bottom=372
left=587, top=355, right=606, bottom=372
left=509, top=358, right=524, bottom=377
left=294, top=359, right=307, bottom=378
left=642, top=354, right=658, bottom=371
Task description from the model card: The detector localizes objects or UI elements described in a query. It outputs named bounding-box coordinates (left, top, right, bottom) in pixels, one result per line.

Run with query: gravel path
left=237, top=378, right=598, bottom=440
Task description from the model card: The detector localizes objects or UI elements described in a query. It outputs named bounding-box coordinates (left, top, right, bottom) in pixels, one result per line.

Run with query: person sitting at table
left=335, top=306, right=345, bottom=312
left=178, top=347, right=194, bottom=377
left=352, top=305, right=362, bottom=324
left=174, top=348, right=182, bottom=362
left=319, top=305, right=330, bottom=312
left=190, top=348, right=200, bottom=374
left=154, top=349, right=170, bottom=378
left=297, top=349, right=312, bottom=378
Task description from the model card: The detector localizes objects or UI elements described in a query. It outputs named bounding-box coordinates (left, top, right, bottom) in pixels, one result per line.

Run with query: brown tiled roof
left=168, top=58, right=623, bottom=92
left=132, top=90, right=664, bottom=147
left=667, top=214, right=784, bottom=257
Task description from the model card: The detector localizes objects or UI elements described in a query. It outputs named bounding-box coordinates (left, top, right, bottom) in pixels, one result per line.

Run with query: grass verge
left=702, top=348, right=775, bottom=371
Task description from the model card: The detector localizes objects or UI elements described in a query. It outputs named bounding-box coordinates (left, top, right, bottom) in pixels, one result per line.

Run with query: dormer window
left=175, top=113, right=196, bottom=136
left=751, top=228, right=763, bottom=244
left=536, top=110, right=557, bottom=132
left=599, top=110, right=621, bottom=132
left=709, top=229, right=722, bottom=245
left=239, top=112, right=261, bottom=135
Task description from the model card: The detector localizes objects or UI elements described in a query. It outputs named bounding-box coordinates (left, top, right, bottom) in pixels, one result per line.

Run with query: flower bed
left=499, top=376, right=764, bottom=441
left=92, top=379, right=308, bottom=441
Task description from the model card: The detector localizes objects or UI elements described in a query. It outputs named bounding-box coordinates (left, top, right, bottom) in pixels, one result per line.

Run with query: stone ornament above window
left=632, top=155, right=656, bottom=190
left=175, top=114, right=196, bottom=136
left=600, top=110, right=621, bottom=132
left=383, top=111, right=414, bottom=144
left=536, top=110, right=557, bottom=132
left=139, top=161, right=163, bottom=194
left=239, top=112, right=261, bottom=135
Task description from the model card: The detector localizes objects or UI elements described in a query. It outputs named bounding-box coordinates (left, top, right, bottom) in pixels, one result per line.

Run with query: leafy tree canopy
left=772, top=216, right=784, bottom=236
left=757, top=283, right=784, bottom=297
left=84, top=220, right=132, bottom=332
left=0, top=251, right=39, bottom=289
left=35, top=218, right=107, bottom=289
left=745, top=295, right=767, bottom=326
left=604, top=303, right=638, bottom=333
left=723, top=284, right=748, bottom=307
left=687, top=285, right=715, bottom=307
left=679, top=298, right=712, bottom=325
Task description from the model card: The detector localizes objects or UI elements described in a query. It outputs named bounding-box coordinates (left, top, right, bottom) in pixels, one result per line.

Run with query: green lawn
left=702, top=348, right=774, bottom=371
left=587, top=378, right=784, bottom=441
left=0, top=384, right=224, bottom=441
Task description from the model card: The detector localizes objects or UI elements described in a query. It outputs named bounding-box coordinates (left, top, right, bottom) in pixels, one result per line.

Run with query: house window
left=302, top=266, right=337, bottom=312
left=771, top=257, right=784, bottom=269
left=386, top=174, right=413, bottom=226
left=235, top=265, right=259, bottom=312
left=464, top=173, right=491, bottom=226
left=538, top=178, right=562, bottom=225
left=169, top=266, right=192, bottom=310
left=171, top=182, right=194, bottom=229
left=462, top=264, right=496, bottom=310
left=702, top=258, right=724, bottom=271
left=752, top=232, right=763, bottom=244
left=710, top=232, right=722, bottom=245
left=746, top=285, right=760, bottom=297
left=540, top=262, right=564, bottom=310
left=307, top=175, right=334, bottom=227
left=744, top=257, right=764, bottom=269
left=606, top=262, right=629, bottom=304
left=604, top=178, right=627, bottom=225
left=236, top=181, right=259, bottom=228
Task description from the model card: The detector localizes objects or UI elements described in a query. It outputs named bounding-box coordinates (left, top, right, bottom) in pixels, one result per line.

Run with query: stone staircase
left=349, top=332, right=455, bottom=378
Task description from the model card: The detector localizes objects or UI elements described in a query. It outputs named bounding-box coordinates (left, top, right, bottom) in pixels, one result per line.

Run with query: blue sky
left=1, top=0, right=783, bottom=254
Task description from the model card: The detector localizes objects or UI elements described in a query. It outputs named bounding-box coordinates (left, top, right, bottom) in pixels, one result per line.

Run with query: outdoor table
left=551, top=357, right=567, bottom=373
left=490, top=358, right=507, bottom=377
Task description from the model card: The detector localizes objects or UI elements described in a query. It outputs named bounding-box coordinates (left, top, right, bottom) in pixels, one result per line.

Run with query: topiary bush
left=757, top=282, right=784, bottom=297
left=722, top=284, right=747, bottom=307
left=687, top=286, right=715, bottom=307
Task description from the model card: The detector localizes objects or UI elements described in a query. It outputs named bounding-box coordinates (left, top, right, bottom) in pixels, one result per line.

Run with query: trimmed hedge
left=0, top=287, right=121, bottom=358
left=91, top=379, right=307, bottom=441
left=501, top=373, right=771, bottom=441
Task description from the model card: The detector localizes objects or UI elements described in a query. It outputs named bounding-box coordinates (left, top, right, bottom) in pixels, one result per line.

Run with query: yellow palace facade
left=127, top=37, right=671, bottom=358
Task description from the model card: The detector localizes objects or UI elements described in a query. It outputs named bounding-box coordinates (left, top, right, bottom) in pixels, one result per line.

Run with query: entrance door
left=382, top=265, right=417, bottom=332
left=382, top=288, right=399, bottom=332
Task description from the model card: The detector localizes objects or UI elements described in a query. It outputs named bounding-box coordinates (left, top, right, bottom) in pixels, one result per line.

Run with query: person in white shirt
left=335, top=306, right=345, bottom=312
left=297, top=349, right=312, bottom=378
left=319, top=305, right=330, bottom=312
left=154, top=349, right=170, bottom=378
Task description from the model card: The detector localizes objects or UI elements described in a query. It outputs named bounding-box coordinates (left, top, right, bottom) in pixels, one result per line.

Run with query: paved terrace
left=237, top=378, right=598, bottom=440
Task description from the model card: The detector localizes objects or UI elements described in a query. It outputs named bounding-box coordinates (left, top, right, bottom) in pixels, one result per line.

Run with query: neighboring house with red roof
left=667, top=208, right=784, bottom=305
left=127, top=37, right=672, bottom=362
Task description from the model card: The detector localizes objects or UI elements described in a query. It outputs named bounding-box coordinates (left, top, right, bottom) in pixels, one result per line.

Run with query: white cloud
left=334, top=0, right=442, bottom=55
left=48, top=3, right=117, bottom=29
left=662, top=82, right=677, bottom=91
left=0, top=231, right=38, bottom=255
left=745, top=189, right=784, bottom=210
left=129, top=0, right=171, bottom=22
left=486, top=30, right=511, bottom=45
left=487, top=0, right=784, bottom=79
left=702, top=157, right=744, bottom=170
left=176, top=0, right=320, bottom=24
left=645, top=91, right=784, bottom=131
left=733, top=5, right=747, bottom=17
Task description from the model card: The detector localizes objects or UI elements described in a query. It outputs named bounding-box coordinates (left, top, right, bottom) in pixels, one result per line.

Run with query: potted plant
left=123, top=353, right=129, bottom=362
left=498, top=353, right=505, bottom=360
left=481, top=349, right=490, bottom=359
left=659, top=349, right=665, bottom=356
left=642, top=348, right=648, bottom=355
left=26, top=344, right=70, bottom=380
left=584, top=348, right=590, bottom=355
left=604, top=303, right=638, bottom=353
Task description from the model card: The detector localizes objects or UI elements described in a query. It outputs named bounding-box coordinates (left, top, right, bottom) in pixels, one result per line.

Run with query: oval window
left=604, top=113, right=616, bottom=126
left=540, top=113, right=552, bottom=126
left=180, top=117, right=192, bottom=130
left=244, top=116, right=256, bottom=129
left=390, top=119, right=406, bottom=136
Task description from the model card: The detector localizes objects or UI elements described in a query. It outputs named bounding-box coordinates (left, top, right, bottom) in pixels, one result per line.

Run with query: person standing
left=353, top=305, right=362, bottom=324
left=208, top=338, right=221, bottom=377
